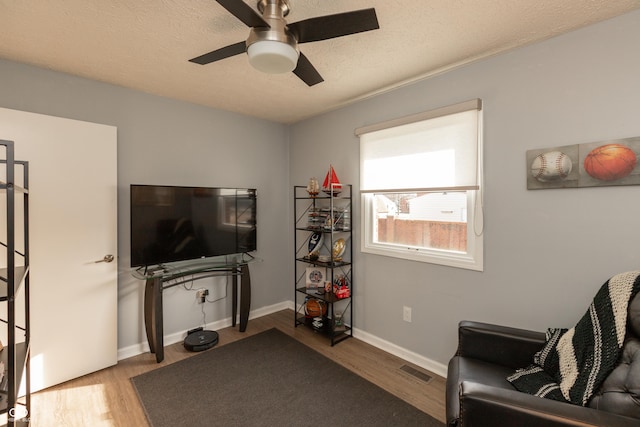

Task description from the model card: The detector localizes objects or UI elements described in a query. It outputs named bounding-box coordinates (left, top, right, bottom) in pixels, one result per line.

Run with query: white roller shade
left=357, top=100, right=481, bottom=193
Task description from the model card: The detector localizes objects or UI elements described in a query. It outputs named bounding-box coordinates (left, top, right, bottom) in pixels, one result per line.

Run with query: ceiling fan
left=189, top=0, right=379, bottom=86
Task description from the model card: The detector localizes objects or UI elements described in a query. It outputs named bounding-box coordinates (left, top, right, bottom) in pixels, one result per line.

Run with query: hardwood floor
left=27, top=309, right=446, bottom=426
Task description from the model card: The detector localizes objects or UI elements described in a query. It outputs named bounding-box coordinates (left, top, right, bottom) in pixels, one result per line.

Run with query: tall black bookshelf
left=0, top=140, right=31, bottom=425
left=294, top=184, right=353, bottom=345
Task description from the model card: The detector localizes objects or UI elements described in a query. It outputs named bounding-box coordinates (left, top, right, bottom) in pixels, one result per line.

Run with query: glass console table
left=132, top=253, right=259, bottom=363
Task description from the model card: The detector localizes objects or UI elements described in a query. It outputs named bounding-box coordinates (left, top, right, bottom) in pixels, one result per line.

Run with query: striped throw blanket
left=507, top=271, right=640, bottom=406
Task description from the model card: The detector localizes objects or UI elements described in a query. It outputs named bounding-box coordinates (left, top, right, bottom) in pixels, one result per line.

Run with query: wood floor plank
left=28, top=309, right=446, bottom=426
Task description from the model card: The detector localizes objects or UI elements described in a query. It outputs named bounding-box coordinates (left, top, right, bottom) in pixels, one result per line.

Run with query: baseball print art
left=530, top=151, right=573, bottom=182
left=527, top=145, right=579, bottom=189
left=527, top=136, right=640, bottom=189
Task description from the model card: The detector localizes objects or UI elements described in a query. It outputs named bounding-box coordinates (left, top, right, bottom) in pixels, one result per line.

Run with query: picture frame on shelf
left=305, top=266, right=326, bottom=289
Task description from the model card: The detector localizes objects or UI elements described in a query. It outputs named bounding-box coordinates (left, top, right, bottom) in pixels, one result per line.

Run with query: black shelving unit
left=294, top=184, right=353, bottom=345
left=0, top=140, right=31, bottom=426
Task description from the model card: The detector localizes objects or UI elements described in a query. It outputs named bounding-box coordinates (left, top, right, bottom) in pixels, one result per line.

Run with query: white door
left=0, top=107, right=118, bottom=392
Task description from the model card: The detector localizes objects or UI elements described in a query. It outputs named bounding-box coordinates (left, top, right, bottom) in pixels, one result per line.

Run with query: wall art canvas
left=526, top=136, right=640, bottom=190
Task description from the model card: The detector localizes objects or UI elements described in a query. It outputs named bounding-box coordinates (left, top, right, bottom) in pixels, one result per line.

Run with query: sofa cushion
left=446, top=355, right=517, bottom=426
left=588, top=337, right=640, bottom=419
left=453, top=356, right=516, bottom=390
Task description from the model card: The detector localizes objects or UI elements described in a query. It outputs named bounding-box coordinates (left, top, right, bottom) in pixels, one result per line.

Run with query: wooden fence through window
left=377, top=217, right=467, bottom=251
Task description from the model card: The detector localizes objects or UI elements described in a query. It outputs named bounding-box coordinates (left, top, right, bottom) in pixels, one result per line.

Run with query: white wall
left=289, top=10, right=640, bottom=366
left=0, top=59, right=291, bottom=352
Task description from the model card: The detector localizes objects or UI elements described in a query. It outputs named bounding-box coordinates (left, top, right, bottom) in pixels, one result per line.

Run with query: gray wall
left=0, top=59, right=290, bottom=351
left=289, top=10, right=640, bottom=365
left=1, top=9, right=638, bottom=368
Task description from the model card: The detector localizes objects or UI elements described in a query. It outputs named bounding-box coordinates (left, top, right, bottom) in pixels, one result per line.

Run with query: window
left=357, top=99, right=483, bottom=271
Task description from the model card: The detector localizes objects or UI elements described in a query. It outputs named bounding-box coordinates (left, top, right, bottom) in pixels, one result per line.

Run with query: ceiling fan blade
left=293, top=53, right=324, bottom=86
left=189, top=41, right=247, bottom=65
left=288, top=8, right=379, bottom=44
left=215, top=0, right=270, bottom=28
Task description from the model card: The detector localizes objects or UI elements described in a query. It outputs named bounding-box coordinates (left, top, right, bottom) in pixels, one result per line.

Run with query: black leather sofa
left=446, top=292, right=640, bottom=426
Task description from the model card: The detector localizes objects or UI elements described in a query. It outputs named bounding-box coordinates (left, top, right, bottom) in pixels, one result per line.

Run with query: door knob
left=95, top=254, right=114, bottom=263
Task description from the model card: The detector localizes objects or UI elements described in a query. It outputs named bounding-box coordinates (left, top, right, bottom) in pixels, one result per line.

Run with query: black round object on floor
left=184, top=329, right=219, bottom=352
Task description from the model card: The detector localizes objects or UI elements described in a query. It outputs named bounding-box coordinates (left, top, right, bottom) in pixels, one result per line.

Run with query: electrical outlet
left=403, top=306, right=412, bottom=323
left=196, top=288, right=209, bottom=303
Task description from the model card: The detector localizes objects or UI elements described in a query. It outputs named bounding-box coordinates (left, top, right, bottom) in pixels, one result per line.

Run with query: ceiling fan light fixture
left=247, top=40, right=299, bottom=74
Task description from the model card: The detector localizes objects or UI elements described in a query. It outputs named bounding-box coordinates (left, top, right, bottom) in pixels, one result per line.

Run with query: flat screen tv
left=130, top=184, right=257, bottom=268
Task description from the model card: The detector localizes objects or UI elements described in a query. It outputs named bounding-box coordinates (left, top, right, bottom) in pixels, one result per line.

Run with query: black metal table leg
left=232, top=270, right=238, bottom=327
left=144, top=277, right=164, bottom=362
left=239, top=265, right=251, bottom=332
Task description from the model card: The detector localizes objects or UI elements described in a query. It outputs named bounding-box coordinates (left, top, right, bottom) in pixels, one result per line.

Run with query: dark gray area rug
left=132, top=328, right=444, bottom=427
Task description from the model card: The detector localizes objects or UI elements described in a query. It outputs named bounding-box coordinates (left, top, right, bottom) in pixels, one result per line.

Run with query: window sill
left=361, top=243, right=483, bottom=271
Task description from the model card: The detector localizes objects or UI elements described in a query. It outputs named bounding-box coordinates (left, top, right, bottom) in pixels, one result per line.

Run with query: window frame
left=361, top=190, right=483, bottom=270
left=358, top=100, right=484, bottom=271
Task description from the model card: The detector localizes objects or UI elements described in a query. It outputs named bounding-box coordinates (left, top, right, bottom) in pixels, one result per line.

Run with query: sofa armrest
left=457, top=320, right=546, bottom=369
left=459, top=381, right=639, bottom=427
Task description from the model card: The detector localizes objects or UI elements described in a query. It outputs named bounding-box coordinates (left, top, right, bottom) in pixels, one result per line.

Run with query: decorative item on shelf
left=332, top=238, right=346, bottom=262
left=317, top=254, right=331, bottom=263
left=333, top=311, right=346, bottom=332
left=322, top=164, right=342, bottom=195
left=333, top=275, right=351, bottom=299
left=305, top=266, right=326, bottom=289
left=318, top=207, right=331, bottom=231
left=304, top=298, right=327, bottom=318
left=307, top=232, right=323, bottom=259
left=312, top=316, right=324, bottom=330
left=323, top=215, right=334, bottom=231
left=307, top=207, right=321, bottom=229
left=342, top=209, right=351, bottom=230
left=324, top=281, right=332, bottom=293
left=306, top=177, right=319, bottom=197
left=333, top=207, right=350, bottom=230
left=335, top=284, right=350, bottom=299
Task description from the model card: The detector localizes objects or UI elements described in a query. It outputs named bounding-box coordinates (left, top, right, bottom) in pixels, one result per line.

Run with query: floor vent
left=400, top=365, right=432, bottom=383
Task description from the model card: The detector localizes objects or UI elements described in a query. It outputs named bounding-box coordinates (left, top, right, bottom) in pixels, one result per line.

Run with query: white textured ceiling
left=1, top=1, right=639, bottom=123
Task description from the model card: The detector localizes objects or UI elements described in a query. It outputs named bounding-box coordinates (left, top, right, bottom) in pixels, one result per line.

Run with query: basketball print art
left=583, top=143, right=637, bottom=182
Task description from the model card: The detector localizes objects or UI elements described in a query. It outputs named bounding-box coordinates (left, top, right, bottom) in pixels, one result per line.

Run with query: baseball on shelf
left=583, top=143, right=637, bottom=181
left=530, top=151, right=573, bottom=182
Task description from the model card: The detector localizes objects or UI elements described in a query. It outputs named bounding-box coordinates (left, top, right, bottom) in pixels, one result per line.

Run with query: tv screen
left=130, top=185, right=257, bottom=267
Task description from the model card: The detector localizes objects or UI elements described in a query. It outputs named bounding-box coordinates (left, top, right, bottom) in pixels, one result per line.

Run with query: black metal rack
left=294, top=184, right=353, bottom=345
left=0, top=140, right=31, bottom=425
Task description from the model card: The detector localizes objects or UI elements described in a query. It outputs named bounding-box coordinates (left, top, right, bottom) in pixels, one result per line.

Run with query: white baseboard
left=118, top=340, right=151, bottom=361
left=352, top=327, right=448, bottom=378
left=118, top=300, right=448, bottom=379
left=117, top=301, right=292, bottom=361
